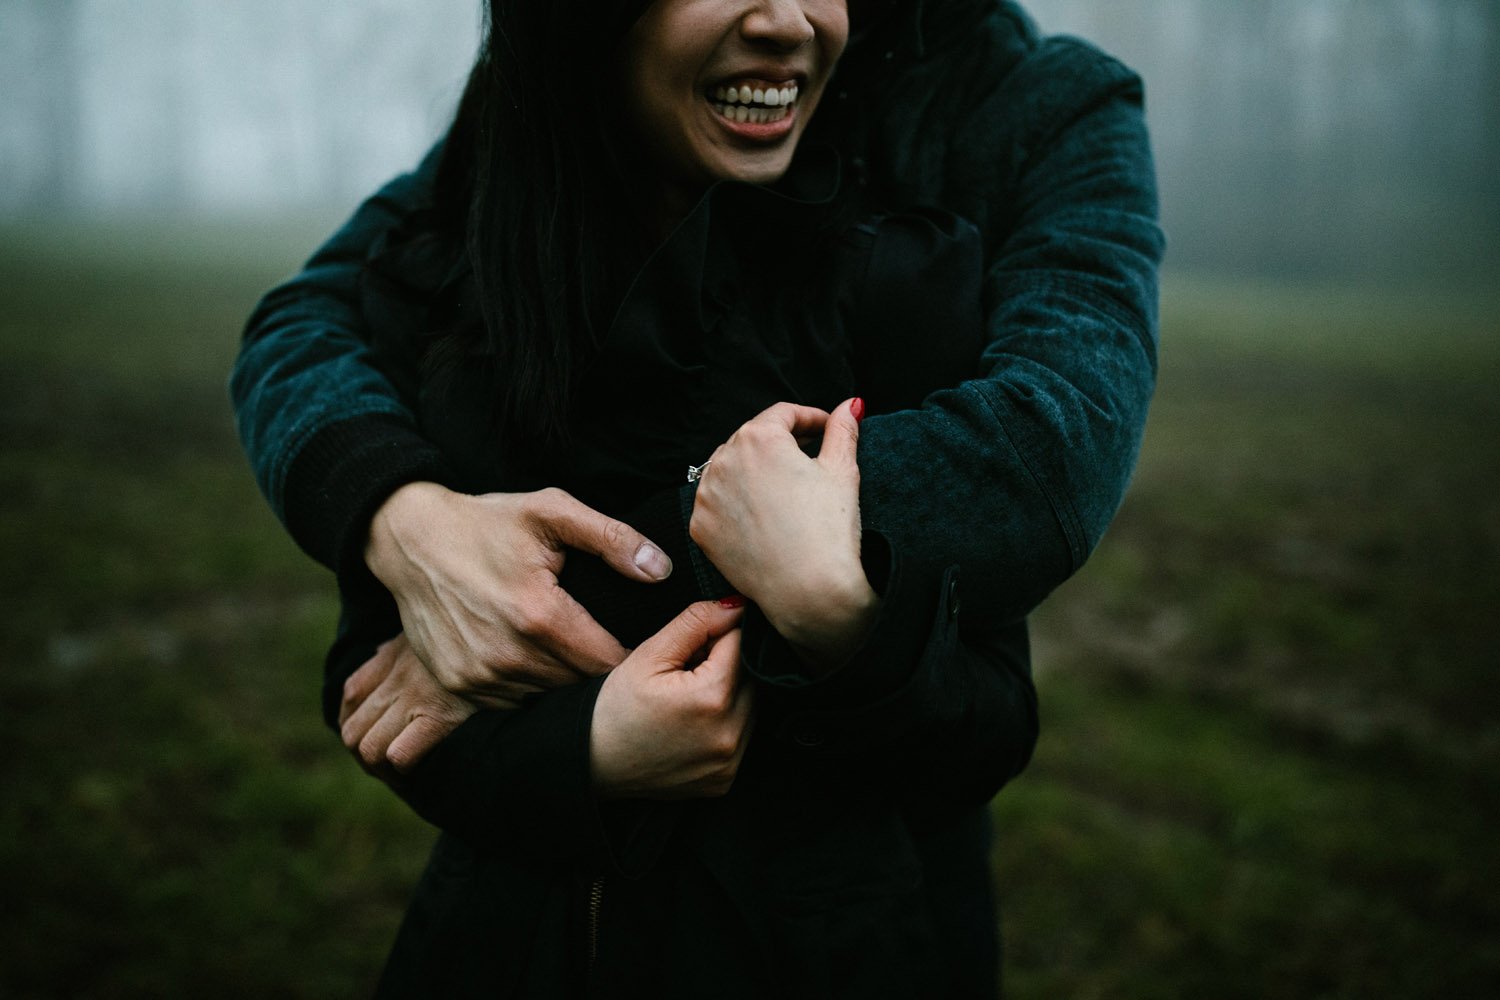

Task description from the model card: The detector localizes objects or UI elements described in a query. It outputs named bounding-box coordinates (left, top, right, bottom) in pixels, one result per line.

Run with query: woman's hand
left=365, top=483, right=674, bottom=708
left=339, top=634, right=476, bottom=775
left=690, top=399, right=880, bottom=669
left=590, top=600, right=753, bottom=799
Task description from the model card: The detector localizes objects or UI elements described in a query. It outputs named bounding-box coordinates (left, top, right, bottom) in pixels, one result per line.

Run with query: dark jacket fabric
left=344, top=147, right=1026, bottom=1000
left=229, top=1, right=1164, bottom=996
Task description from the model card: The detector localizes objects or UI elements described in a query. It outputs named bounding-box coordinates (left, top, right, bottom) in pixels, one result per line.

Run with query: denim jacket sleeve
left=229, top=143, right=451, bottom=576
left=855, top=37, right=1164, bottom=624
left=229, top=37, right=1157, bottom=833
left=735, top=39, right=1160, bottom=793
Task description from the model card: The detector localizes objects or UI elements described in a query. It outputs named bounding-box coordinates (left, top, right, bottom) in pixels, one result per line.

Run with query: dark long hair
left=428, top=0, right=656, bottom=450
left=427, top=0, right=915, bottom=450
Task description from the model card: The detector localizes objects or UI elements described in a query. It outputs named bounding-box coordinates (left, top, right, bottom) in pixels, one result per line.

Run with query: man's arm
left=231, top=144, right=449, bottom=577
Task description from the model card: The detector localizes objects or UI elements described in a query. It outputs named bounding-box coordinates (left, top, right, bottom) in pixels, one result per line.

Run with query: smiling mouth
left=708, top=81, right=801, bottom=125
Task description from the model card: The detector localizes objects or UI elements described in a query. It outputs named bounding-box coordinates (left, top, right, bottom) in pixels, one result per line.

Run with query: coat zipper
left=587, top=876, right=605, bottom=967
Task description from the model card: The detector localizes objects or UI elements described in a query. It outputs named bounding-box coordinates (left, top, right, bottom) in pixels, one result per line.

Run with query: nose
left=740, top=0, right=816, bottom=51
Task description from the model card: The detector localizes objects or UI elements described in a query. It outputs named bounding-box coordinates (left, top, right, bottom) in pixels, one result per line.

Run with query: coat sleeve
left=742, top=533, right=1038, bottom=809
left=736, top=40, right=1161, bottom=801
left=856, top=38, right=1164, bottom=623
left=229, top=143, right=451, bottom=577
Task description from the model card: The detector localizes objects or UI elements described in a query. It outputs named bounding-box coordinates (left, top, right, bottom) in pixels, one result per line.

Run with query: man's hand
left=689, top=399, right=879, bottom=668
left=339, top=634, right=476, bottom=775
left=365, top=483, right=674, bottom=707
left=590, top=600, right=753, bottom=799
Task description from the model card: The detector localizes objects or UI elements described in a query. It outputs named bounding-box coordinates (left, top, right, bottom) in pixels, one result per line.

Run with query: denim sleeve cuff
left=741, top=530, right=941, bottom=709
left=282, top=413, right=453, bottom=575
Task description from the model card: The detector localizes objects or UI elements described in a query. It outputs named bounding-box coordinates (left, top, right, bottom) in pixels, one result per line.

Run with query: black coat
left=353, top=148, right=1028, bottom=999
left=231, top=1, right=1163, bottom=995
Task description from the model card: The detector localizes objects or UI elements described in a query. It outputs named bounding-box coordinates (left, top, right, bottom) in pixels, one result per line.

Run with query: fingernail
left=719, top=595, right=746, bottom=609
left=851, top=397, right=865, bottom=423
left=634, top=543, right=672, bottom=581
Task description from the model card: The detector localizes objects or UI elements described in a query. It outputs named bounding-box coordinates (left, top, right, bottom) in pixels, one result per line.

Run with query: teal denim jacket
left=229, top=2, right=1162, bottom=993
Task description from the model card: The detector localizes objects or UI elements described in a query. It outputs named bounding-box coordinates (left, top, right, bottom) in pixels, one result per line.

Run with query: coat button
left=792, top=729, right=825, bottom=749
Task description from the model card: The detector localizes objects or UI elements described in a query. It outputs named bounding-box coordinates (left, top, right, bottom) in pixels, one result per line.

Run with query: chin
left=712, top=151, right=796, bottom=186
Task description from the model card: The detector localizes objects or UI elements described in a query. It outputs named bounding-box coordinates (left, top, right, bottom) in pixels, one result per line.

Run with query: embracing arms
left=230, top=36, right=1158, bottom=845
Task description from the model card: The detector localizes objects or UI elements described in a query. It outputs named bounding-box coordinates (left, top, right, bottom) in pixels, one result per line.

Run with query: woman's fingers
left=816, top=397, right=864, bottom=472
left=638, top=600, right=745, bottom=668
left=748, top=401, right=831, bottom=440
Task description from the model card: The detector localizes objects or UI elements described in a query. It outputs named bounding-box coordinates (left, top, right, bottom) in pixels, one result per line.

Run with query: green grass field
left=2, top=221, right=1496, bottom=998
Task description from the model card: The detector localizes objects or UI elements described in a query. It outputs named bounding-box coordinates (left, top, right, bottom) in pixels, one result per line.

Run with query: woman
left=232, top=0, right=1163, bottom=995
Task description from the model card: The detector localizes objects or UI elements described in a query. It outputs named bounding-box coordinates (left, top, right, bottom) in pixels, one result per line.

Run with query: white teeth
left=712, top=102, right=793, bottom=125
left=710, top=82, right=802, bottom=123
left=713, top=83, right=800, bottom=107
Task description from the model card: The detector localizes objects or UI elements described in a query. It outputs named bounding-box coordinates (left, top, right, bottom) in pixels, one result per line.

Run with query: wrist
left=769, top=562, right=881, bottom=671
left=366, top=480, right=450, bottom=581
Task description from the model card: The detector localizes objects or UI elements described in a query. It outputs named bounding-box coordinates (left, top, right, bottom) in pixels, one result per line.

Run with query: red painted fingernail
left=851, top=397, right=866, bottom=423
left=719, top=595, right=746, bottom=609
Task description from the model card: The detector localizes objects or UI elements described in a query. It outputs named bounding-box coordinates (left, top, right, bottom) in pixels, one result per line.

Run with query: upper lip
left=708, top=65, right=808, bottom=89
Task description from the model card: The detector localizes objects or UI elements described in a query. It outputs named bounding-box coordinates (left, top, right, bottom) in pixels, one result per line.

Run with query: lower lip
left=710, top=102, right=798, bottom=143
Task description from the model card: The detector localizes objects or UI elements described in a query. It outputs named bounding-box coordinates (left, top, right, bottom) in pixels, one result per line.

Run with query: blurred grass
left=1, top=221, right=1497, bottom=997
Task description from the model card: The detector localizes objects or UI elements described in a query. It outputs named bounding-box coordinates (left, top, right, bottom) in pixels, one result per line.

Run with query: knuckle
left=536, top=486, right=576, bottom=517
left=695, top=684, right=732, bottom=719
left=356, top=733, right=385, bottom=769
left=600, top=517, right=630, bottom=551
left=511, top=599, right=552, bottom=639
left=386, top=747, right=413, bottom=773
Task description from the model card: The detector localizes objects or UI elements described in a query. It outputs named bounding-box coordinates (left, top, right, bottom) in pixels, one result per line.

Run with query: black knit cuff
left=282, top=413, right=453, bottom=576
left=680, top=484, right=734, bottom=599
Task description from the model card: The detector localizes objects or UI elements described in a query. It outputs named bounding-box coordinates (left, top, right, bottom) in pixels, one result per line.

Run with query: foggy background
left=3, top=2, right=1498, bottom=998
left=2, top=0, right=1497, bottom=283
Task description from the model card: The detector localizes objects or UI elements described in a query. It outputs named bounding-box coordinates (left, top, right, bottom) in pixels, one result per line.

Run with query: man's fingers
left=340, top=637, right=399, bottom=726
left=817, top=397, right=863, bottom=472
left=526, top=586, right=633, bottom=676
left=387, top=713, right=465, bottom=774
left=534, top=488, right=672, bottom=583
left=340, top=665, right=399, bottom=746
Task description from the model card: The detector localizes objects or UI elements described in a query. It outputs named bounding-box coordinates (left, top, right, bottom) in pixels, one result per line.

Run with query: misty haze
left=2, top=0, right=1496, bottom=281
